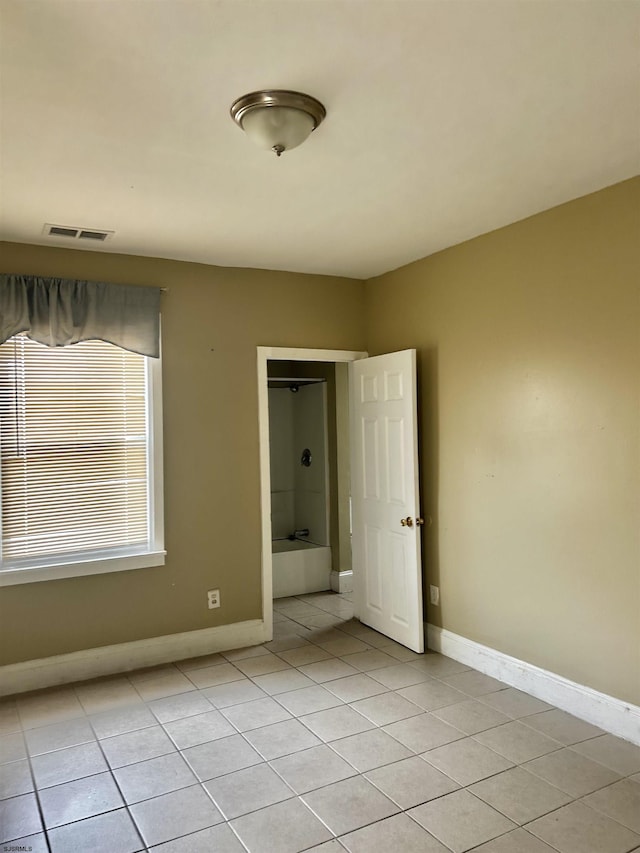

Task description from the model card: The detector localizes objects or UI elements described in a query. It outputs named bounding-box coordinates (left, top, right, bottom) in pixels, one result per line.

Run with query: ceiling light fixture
left=230, top=90, right=326, bottom=157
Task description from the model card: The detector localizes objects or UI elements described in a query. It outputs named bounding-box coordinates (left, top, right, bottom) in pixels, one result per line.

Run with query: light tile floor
left=1, top=591, right=639, bottom=853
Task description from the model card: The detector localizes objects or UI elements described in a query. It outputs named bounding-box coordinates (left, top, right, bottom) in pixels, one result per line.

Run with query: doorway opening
left=267, top=371, right=331, bottom=598
left=257, top=347, right=367, bottom=639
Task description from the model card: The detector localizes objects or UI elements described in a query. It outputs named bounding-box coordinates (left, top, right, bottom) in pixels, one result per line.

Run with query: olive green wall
left=2, top=178, right=638, bottom=708
left=365, top=178, right=640, bottom=705
left=0, top=243, right=366, bottom=665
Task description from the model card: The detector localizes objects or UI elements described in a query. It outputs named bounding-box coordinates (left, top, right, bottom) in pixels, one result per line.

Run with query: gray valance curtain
left=0, top=274, right=161, bottom=358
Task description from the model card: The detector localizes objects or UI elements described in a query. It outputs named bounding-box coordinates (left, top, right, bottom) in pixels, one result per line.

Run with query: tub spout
left=293, top=528, right=310, bottom=539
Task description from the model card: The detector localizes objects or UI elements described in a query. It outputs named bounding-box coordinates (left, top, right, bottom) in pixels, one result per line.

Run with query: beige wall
left=365, top=178, right=640, bottom=705
left=2, top=179, right=638, bottom=708
left=0, top=243, right=366, bottom=665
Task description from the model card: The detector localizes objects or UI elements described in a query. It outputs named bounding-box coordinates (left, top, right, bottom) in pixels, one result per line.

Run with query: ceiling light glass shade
left=241, top=106, right=315, bottom=153
left=231, top=90, right=326, bottom=156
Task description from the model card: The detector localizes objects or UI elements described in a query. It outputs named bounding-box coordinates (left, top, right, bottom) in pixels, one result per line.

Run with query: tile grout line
left=2, top=593, right=639, bottom=853
left=13, top=723, right=53, bottom=852
left=70, top=683, right=148, bottom=853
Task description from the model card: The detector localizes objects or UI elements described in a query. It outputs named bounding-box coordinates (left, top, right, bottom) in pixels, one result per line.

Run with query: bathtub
left=272, top=539, right=332, bottom=598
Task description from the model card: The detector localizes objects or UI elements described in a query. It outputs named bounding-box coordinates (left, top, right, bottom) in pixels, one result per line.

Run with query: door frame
left=257, top=346, right=368, bottom=639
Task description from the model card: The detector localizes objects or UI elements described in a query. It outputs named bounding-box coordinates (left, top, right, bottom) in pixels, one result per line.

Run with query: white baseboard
left=0, top=619, right=268, bottom=696
left=330, top=570, right=354, bottom=594
left=426, top=624, right=640, bottom=747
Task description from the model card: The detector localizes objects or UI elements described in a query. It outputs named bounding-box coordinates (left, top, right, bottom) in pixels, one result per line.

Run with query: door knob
left=400, top=517, right=414, bottom=527
left=415, top=517, right=425, bottom=526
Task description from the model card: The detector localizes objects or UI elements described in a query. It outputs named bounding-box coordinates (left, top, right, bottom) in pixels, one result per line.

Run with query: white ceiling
left=1, top=0, right=638, bottom=280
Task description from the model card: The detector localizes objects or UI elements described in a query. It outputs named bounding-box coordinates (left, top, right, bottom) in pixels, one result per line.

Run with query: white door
left=350, top=349, right=424, bottom=652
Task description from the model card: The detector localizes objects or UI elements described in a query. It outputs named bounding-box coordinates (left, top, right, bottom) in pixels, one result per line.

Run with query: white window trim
left=0, top=347, right=165, bottom=587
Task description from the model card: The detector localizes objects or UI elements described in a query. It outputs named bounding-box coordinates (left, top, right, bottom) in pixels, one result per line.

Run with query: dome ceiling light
left=230, top=90, right=326, bottom=157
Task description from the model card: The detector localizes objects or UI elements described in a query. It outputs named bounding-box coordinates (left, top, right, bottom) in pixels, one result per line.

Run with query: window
left=0, top=334, right=164, bottom=585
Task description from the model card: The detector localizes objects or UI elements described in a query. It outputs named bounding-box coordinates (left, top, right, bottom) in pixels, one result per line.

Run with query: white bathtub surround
left=272, top=540, right=332, bottom=598
left=268, top=382, right=329, bottom=546
left=292, top=382, right=329, bottom=545
left=268, top=386, right=296, bottom=538
left=268, top=378, right=332, bottom=599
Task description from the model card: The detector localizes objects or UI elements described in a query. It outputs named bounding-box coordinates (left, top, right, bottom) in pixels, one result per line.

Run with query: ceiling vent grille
left=43, top=224, right=114, bottom=242
left=48, top=225, right=79, bottom=238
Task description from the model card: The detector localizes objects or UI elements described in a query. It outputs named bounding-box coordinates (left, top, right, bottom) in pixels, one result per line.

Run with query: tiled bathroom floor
left=1, top=592, right=639, bottom=853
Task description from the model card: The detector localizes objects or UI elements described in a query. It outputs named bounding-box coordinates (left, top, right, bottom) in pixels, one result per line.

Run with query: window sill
left=0, top=551, right=166, bottom=586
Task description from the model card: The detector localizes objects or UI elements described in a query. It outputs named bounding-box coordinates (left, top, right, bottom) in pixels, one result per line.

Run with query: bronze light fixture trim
left=230, top=90, right=326, bottom=157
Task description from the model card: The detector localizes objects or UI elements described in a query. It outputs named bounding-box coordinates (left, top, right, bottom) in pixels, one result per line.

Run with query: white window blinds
left=0, top=334, right=154, bottom=567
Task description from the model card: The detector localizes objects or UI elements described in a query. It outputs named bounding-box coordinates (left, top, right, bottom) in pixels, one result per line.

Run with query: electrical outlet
left=207, top=589, right=220, bottom=609
left=429, top=585, right=440, bottom=606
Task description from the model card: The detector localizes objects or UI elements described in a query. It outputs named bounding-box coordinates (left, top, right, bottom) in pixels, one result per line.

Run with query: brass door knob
left=400, top=517, right=414, bottom=527
left=416, top=517, right=425, bottom=526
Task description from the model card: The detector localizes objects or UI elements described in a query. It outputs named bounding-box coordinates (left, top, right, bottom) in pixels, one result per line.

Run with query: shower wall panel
left=268, top=383, right=329, bottom=545
left=268, top=388, right=295, bottom=538
left=294, top=383, right=329, bottom=545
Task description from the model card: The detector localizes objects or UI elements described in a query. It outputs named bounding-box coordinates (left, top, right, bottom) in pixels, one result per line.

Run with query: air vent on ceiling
left=78, top=230, right=109, bottom=241
left=49, top=225, right=79, bottom=238
left=43, top=223, right=114, bottom=242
